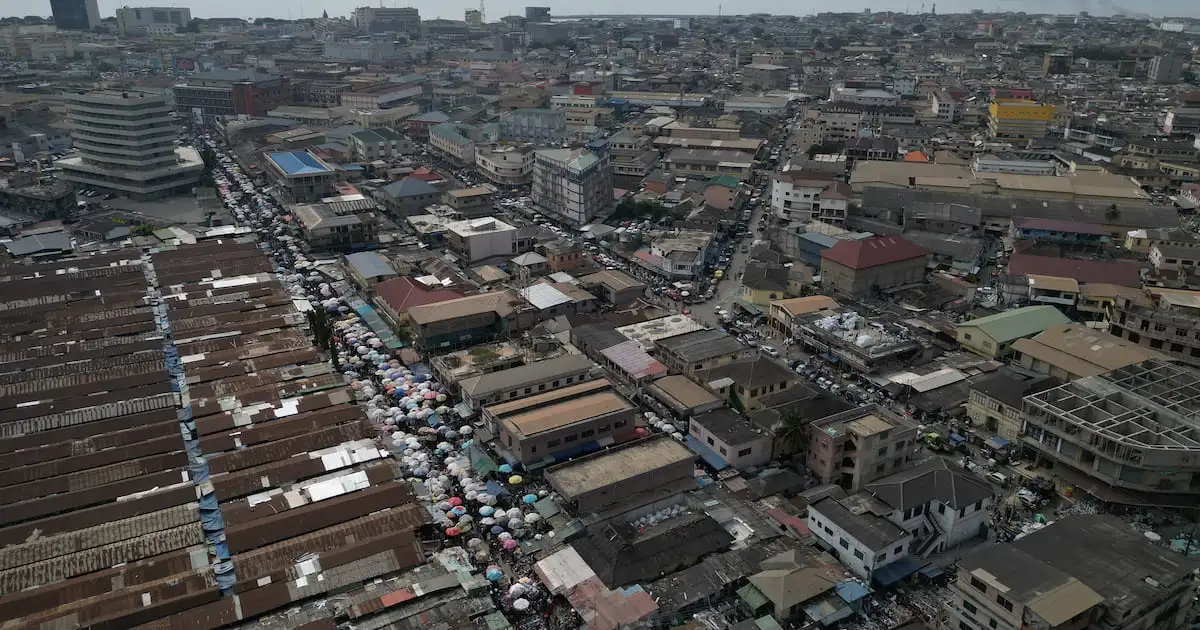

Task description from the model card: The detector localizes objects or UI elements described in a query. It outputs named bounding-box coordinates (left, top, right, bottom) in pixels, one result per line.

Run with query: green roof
left=708, top=174, right=741, bottom=190
left=958, top=306, right=1070, bottom=344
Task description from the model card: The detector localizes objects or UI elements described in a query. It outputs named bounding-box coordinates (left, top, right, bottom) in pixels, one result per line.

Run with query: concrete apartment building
left=1022, top=360, right=1200, bottom=504
left=819, top=236, right=929, bottom=297
left=115, top=6, right=191, bottom=36
left=687, top=408, right=774, bottom=469
left=457, top=354, right=598, bottom=410
left=1148, top=54, right=1184, bottom=84
left=988, top=99, right=1055, bottom=140
left=264, top=151, right=337, bottom=202
left=742, top=63, right=789, bottom=90
left=475, top=145, right=534, bottom=186
left=1106, top=288, right=1200, bottom=366
left=532, top=148, right=613, bottom=226
left=498, top=108, right=567, bottom=144
left=429, top=123, right=477, bottom=166
left=445, top=217, right=517, bottom=263
left=57, top=91, right=203, bottom=199
left=489, top=379, right=637, bottom=464
left=948, top=515, right=1197, bottom=630
left=442, top=186, right=496, bottom=218
left=966, top=372, right=1059, bottom=441
left=807, top=406, right=918, bottom=491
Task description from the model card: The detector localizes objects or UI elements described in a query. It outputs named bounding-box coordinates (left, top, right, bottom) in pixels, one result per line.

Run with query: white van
left=986, top=472, right=1008, bottom=487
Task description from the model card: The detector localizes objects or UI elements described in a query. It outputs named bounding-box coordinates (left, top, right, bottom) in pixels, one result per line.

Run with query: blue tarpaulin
left=986, top=436, right=1010, bottom=450
left=918, top=564, right=945, bottom=581
left=686, top=435, right=730, bottom=471
left=872, top=556, right=924, bottom=588
left=949, top=433, right=967, bottom=445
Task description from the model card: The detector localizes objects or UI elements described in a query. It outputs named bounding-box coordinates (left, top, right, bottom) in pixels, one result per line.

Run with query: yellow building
left=987, top=99, right=1055, bottom=140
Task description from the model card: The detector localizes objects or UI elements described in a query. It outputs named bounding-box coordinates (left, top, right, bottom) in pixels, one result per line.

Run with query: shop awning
left=686, top=435, right=730, bottom=471
left=871, top=556, right=923, bottom=588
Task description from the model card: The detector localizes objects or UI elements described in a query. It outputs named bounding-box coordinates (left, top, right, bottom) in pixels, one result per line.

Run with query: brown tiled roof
left=821, top=235, right=928, bottom=270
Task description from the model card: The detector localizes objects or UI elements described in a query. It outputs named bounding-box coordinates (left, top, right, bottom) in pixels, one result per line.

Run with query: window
left=963, top=333, right=972, bottom=340
left=962, top=600, right=977, bottom=615
left=853, top=549, right=864, bottom=560
left=738, top=447, right=752, bottom=457
left=598, top=424, right=610, bottom=433
left=707, top=436, right=715, bottom=446
left=580, top=429, right=594, bottom=438
left=989, top=619, right=998, bottom=629
left=614, top=419, right=627, bottom=428
left=970, top=576, right=987, bottom=593
left=547, top=439, right=561, bottom=447
left=531, top=445, right=537, bottom=453
left=538, top=384, right=547, bottom=391
left=553, top=380, right=560, bottom=387
left=997, top=596, right=1013, bottom=612
left=719, top=446, right=727, bottom=456
left=937, top=502, right=946, bottom=514
left=876, top=463, right=886, bottom=473
left=524, top=387, right=532, bottom=394
left=563, top=434, right=577, bottom=443
left=877, top=447, right=888, bottom=456
left=838, top=538, right=849, bottom=549
left=894, top=544, right=904, bottom=555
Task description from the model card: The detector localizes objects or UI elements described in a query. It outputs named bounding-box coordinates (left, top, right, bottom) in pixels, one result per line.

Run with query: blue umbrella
left=491, top=525, right=505, bottom=534
left=522, top=494, right=538, bottom=504
left=498, top=464, right=513, bottom=474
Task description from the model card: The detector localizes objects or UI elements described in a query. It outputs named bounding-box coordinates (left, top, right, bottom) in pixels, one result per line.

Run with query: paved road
left=689, top=190, right=770, bottom=328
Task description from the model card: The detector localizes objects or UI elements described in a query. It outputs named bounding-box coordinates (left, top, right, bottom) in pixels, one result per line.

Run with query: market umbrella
left=498, top=464, right=513, bottom=474
left=486, top=566, right=503, bottom=581
left=522, top=494, right=538, bottom=504
left=503, top=539, right=518, bottom=550
left=508, top=475, right=523, bottom=485
left=512, top=598, right=530, bottom=611
left=445, top=527, right=461, bottom=537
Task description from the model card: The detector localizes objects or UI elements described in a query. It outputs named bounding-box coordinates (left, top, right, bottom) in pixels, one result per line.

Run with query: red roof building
left=820, top=236, right=930, bottom=296
left=374, top=277, right=465, bottom=325
left=1007, top=254, right=1142, bottom=288
left=821, top=235, right=929, bottom=270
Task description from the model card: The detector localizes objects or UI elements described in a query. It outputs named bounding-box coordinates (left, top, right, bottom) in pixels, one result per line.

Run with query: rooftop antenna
left=480, top=0, right=486, bottom=23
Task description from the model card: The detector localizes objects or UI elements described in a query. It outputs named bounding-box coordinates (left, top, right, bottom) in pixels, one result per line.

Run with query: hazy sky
left=6, top=0, right=1199, bottom=21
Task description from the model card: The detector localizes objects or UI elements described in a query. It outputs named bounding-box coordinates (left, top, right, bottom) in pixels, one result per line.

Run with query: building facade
left=173, top=70, right=292, bottom=120
left=475, top=145, right=534, bottom=186
left=50, top=0, right=100, bottom=31
left=807, top=406, right=918, bottom=491
left=57, top=91, right=202, bottom=199
left=988, top=100, right=1055, bottom=140
left=498, top=108, right=566, bottom=144
left=115, top=7, right=191, bottom=36
left=532, top=148, right=613, bottom=226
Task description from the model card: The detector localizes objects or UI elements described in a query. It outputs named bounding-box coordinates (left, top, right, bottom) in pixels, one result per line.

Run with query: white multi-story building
left=498, top=108, right=566, bottom=144
left=429, top=123, right=477, bottom=165
left=445, top=217, right=517, bottom=263
left=115, top=6, right=191, bottom=36
left=771, top=171, right=852, bottom=224
left=57, top=91, right=202, bottom=199
left=808, top=459, right=994, bottom=582
left=475, top=145, right=534, bottom=186
left=531, top=148, right=613, bottom=226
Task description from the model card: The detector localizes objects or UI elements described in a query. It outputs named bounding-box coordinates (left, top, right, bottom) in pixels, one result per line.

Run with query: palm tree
left=773, top=413, right=810, bottom=460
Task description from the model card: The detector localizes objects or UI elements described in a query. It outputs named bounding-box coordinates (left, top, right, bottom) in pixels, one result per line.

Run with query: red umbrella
left=448, top=497, right=463, bottom=506
left=445, top=527, right=462, bottom=537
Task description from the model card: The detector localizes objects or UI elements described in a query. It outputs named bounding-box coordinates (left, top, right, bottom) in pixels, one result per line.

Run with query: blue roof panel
left=268, top=151, right=332, bottom=176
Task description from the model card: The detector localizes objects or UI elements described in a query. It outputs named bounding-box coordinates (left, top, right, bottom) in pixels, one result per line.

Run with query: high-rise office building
left=50, top=0, right=101, bottom=31
left=115, top=7, right=192, bottom=36
left=57, top=91, right=203, bottom=199
left=352, top=6, right=421, bottom=36
left=525, top=6, right=551, bottom=21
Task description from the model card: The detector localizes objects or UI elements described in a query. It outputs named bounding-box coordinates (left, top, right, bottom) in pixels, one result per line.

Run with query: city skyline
left=5, top=0, right=1200, bottom=20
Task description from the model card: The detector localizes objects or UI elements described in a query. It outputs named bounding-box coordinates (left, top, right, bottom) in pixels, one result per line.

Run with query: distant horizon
left=6, top=0, right=1200, bottom=21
